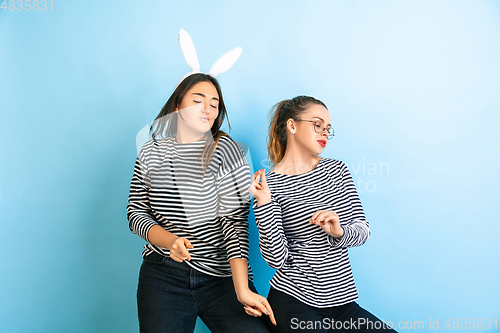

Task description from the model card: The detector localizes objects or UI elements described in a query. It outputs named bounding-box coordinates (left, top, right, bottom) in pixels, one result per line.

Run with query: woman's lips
left=317, top=140, right=326, bottom=147
left=200, top=116, right=209, bottom=123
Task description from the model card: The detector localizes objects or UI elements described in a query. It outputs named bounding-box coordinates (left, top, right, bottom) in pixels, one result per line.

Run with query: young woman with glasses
left=248, top=96, right=396, bottom=332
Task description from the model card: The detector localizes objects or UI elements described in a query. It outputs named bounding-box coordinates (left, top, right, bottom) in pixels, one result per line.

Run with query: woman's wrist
left=148, top=225, right=178, bottom=250
left=256, top=195, right=272, bottom=207
left=235, top=285, right=252, bottom=301
left=232, top=274, right=250, bottom=296
left=328, top=225, right=345, bottom=239
left=228, top=258, right=251, bottom=301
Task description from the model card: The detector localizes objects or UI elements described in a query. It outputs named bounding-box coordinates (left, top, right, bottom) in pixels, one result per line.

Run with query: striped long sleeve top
left=127, top=135, right=253, bottom=278
left=253, top=157, right=370, bottom=307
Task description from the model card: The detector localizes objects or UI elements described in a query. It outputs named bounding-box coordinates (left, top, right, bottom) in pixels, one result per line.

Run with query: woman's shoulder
left=213, top=134, right=248, bottom=174
left=319, top=157, right=351, bottom=176
left=139, top=137, right=173, bottom=153
left=216, top=135, right=247, bottom=161
left=319, top=156, right=345, bottom=168
left=216, top=134, right=236, bottom=147
left=143, top=136, right=170, bottom=147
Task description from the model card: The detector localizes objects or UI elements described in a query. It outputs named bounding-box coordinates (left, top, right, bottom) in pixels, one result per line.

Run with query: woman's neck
left=273, top=150, right=320, bottom=175
left=175, top=129, right=207, bottom=144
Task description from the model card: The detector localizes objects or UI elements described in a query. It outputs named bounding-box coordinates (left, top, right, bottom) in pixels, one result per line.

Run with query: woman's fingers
left=244, top=305, right=262, bottom=317
left=253, top=177, right=263, bottom=190
left=170, top=253, right=184, bottom=262
left=171, top=238, right=192, bottom=261
left=247, top=296, right=276, bottom=325
left=178, top=244, right=191, bottom=261
left=310, top=210, right=324, bottom=221
left=259, top=169, right=269, bottom=190
left=244, top=308, right=254, bottom=316
left=316, top=211, right=330, bottom=223
left=260, top=170, right=269, bottom=188
left=311, top=210, right=337, bottom=223
left=310, top=210, right=325, bottom=223
left=252, top=169, right=265, bottom=182
left=322, top=211, right=339, bottom=224
left=183, top=238, right=194, bottom=249
left=172, top=252, right=189, bottom=262
left=170, top=251, right=186, bottom=262
left=261, top=298, right=277, bottom=326
left=327, top=213, right=340, bottom=224
left=251, top=172, right=259, bottom=184
left=250, top=172, right=263, bottom=189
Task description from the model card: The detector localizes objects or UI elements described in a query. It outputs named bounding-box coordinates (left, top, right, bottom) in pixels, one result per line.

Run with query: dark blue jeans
left=267, top=287, right=397, bottom=332
left=137, top=251, right=271, bottom=333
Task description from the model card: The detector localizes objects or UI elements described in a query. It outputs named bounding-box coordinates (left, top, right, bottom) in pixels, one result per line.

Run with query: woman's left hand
left=237, top=289, right=276, bottom=326
left=309, top=210, right=344, bottom=238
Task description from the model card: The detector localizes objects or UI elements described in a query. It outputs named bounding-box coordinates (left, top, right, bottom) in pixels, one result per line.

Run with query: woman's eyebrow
left=311, top=116, right=331, bottom=126
left=191, top=92, right=219, bottom=101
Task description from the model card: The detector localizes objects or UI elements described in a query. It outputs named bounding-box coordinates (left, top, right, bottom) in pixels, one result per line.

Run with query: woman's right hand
left=248, top=169, right=272, bottom=206
left=238, top=289, right=277, bottom=325
left=168, top=237, right=194, bottom=262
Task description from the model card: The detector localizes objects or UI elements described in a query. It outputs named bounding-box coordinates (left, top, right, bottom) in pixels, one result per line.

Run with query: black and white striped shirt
left=127, top=135, right=253, bottom=278
left=253, top=158, right=370, bottom=307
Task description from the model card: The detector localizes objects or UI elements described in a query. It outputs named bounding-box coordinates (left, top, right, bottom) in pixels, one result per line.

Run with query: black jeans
left=136, top=251, right=271, bottom=333
left=267, top=287, right=397, bottom=332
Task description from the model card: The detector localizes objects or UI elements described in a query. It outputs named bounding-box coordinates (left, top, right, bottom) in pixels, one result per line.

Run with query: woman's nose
left=202, top=101, right=210, bottom=114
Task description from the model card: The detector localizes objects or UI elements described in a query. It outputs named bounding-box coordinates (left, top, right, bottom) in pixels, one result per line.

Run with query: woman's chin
left=184, top=124, right=212, bottom=137
left=198, top=122, right=213, bottom=132
left=314, top=147, right=325, bottom=155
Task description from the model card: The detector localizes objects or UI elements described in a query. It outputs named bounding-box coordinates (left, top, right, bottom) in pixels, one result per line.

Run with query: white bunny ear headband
left=175, top=29, right=242, bottom=87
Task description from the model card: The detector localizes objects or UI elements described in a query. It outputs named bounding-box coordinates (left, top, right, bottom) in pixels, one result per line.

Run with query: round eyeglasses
left=293, top=119, right=335, bottom=139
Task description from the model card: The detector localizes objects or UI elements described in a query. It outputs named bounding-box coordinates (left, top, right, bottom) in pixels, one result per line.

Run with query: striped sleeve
left=126, top=150, right=158, bottom=242
left=328, top=161, right=370, bottom=248
left=218, top=164, right=251, bottom=260
left=217, top=139, right=252, bottom=261
left=253, top=198, right=290, bottom=269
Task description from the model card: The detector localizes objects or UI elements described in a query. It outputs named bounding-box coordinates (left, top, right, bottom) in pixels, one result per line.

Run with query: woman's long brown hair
left=150, top=73, right=231, bottom=171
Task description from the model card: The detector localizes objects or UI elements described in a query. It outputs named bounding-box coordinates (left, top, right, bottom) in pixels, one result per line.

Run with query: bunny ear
left=178, top=29, right=200, bottom=72
left=208, top=47, right=242, bottom=77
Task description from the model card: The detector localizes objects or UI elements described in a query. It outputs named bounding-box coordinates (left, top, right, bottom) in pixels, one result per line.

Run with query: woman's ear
left=287, top=119, right=296, bottom=134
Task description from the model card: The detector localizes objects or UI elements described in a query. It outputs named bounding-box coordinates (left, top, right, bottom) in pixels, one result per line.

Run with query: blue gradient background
left=1, top=1, right=499, bottom=332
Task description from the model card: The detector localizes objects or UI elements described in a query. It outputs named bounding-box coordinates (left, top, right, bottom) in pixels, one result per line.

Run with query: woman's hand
left=248, top=169, right=272, bottom=206
left=309, top=210, right=344, bottom=238
left=167, top=237, right=194, bottom=262
left=147, top=226, right=194, bottom=262
left=237, top=288, right=277, bottom=326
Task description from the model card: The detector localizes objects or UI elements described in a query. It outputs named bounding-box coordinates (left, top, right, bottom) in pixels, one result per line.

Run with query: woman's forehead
left=188, top=81, right=219, bottom=98
left=305, top=104, right=330, bottom=122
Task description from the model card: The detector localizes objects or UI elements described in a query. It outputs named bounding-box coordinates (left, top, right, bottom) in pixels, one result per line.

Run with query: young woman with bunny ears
left=127, top=30, right=274, bottom=333
left=248, top=96, right=396, bottom=332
